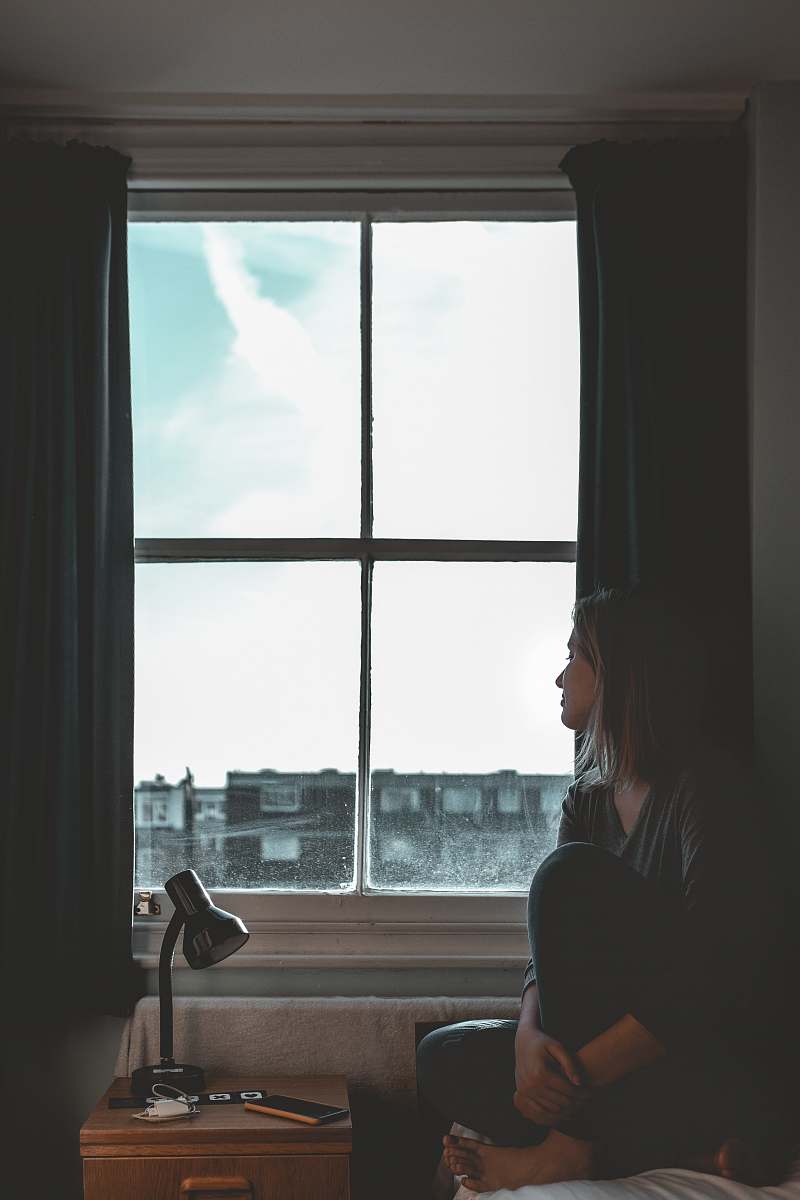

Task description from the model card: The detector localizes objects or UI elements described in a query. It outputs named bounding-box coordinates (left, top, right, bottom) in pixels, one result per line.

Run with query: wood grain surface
left=80, top=1076, right=352, bottom=1158
left=83, top=1154, right=349, bottom=1200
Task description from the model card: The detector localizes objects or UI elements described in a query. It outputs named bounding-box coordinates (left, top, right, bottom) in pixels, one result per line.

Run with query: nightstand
left=80, top=1075, right=352, bottom=1199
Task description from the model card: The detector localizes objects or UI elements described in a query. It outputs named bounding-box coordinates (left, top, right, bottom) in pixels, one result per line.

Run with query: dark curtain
left=560, top=135, right=752, bottom=762
left=0, top=140, right=142, bottom=1020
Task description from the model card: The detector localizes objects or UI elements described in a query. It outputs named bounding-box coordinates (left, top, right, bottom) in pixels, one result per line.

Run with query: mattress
left=454, top=1157, right=800, bottom=1200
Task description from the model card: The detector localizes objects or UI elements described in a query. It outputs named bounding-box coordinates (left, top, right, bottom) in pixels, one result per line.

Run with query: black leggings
left=417, top=843, right=787, bottom=1177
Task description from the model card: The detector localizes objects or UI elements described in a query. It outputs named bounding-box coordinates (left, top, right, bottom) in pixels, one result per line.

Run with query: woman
left=417, top=587, right=794, bottom=1196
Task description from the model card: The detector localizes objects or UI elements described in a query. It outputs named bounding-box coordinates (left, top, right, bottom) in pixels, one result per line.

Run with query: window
left=129, top=192, right=579, bottom=944
left=378, top=786, right=422, bottom=814
left=258, top=784, right=301, bottom=814
left=442, top=786, right=483, bottom=817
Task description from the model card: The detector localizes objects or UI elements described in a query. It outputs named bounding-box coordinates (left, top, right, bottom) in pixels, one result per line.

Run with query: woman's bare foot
left=685, top=1138, right=788, bottom=1187
left=431, top=1150, right=458, bottom=1200
left=443, top=1128, right=595, bottom=1193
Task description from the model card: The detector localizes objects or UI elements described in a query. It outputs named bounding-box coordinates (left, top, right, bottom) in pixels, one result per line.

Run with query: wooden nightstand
left=80, top=1075, right=352, bottom=1199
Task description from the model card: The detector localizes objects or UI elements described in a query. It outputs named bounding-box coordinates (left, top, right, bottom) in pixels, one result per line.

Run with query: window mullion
left=133, top=538, right=577, bottom=563
left=355, top=214, right=374, bottom=894
left=361, top=214, right=374, bottom=543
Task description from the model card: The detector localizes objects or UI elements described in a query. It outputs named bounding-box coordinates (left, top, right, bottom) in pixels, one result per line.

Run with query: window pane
left=129, top=222, right=361, bottom=536
left=134, top=562, right=360, bottom=889
left=372, top=220, right=579, bottom=539
left=368, top=561, right=575, bottom=891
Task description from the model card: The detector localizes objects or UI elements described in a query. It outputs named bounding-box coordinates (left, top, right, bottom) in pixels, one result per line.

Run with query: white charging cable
left=133, top=1083, right=199, bottom=1122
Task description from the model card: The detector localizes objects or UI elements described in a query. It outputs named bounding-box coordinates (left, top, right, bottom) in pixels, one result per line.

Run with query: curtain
left=560, top=135, right=752, bottom=762
left=0, top=140, right=142, bottom=1019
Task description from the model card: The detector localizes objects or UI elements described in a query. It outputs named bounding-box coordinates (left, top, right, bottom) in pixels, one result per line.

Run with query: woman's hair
left=571, top=585, right=709, bottom=790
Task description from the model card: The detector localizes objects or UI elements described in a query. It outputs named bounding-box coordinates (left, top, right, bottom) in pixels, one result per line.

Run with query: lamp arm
left=159, top=909, right=184, bottom=1064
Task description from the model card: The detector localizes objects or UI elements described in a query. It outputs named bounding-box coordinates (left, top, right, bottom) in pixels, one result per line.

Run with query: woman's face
left=555, top=628, right=597, bottom=731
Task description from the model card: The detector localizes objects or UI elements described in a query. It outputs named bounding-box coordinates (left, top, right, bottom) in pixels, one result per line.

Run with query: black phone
left=248, top=1094, right=349, bottom=1124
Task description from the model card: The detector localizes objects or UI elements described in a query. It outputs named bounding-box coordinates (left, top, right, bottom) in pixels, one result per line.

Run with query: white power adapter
left=148, top=1098, right=192, bottom=1119
left=132, top=1084, right=198, bottom=1122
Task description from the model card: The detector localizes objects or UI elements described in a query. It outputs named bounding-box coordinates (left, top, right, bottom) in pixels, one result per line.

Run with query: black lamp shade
left=184, top=907, right=249, bottom=967
left=165, top=869, right=249, bottom=968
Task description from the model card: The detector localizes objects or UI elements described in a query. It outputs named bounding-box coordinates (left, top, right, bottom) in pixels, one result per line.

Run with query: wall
left=19, top=82, right=800, bottom=1198
left=6, top=1015, right=126, bottom=1199
left=749, top=82, right=800, bottom=847
left=3, top=1, right=800, bottom=95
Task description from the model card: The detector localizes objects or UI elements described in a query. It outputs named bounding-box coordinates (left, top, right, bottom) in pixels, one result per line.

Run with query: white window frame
left=129, top=186, right=577, bottom=969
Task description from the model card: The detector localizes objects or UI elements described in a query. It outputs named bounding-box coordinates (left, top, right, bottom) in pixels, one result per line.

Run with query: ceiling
left=3, top=0, right=800, bottom=99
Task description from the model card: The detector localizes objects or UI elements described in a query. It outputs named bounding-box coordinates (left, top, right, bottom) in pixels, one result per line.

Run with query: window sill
left=132, top=889, right=530, bottom=969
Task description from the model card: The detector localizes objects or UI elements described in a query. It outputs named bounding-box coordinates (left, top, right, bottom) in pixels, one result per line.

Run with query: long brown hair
left=572, top=586, right=708, bottom=790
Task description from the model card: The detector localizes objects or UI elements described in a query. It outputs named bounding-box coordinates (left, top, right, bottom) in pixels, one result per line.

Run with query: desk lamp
left=131, top=869, right=249, bottom=1097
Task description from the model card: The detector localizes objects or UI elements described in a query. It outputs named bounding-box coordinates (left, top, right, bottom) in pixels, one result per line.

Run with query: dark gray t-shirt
left=522, top=747, right=778, bottom=1014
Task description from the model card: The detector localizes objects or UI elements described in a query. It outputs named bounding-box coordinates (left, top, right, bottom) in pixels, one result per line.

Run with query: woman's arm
left=576, top=1012, right=665, bottom=1087
left=519, top=982, right=541, bottom=1029
left=515, top=985, right=591, bottom=1122
left=514, top=1003, right=664, bottom=1123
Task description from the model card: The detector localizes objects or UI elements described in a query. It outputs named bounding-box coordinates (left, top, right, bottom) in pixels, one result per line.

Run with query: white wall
left=749, top=82, right=800, bottom=837
left=3, top=0, right=800, bottom=95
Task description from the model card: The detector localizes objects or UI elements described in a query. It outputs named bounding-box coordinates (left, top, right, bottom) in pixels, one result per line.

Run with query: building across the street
left=134, top=766, right=572, bottom=891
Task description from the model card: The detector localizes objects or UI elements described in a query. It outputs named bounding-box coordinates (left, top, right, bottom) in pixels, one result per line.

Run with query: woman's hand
left=514, top=1022, right=589, bottom=1126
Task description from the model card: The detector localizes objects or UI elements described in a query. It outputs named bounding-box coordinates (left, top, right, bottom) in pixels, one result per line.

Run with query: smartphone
left=244, top=1094, right=349, bottom=1125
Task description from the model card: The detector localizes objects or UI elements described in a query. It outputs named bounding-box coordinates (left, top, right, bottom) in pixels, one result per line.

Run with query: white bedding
left=451, top=1130, right=800, bottom=1200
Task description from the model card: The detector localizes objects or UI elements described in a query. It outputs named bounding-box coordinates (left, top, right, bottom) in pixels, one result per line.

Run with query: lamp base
left=130, top=1062, right=205, bottom=1098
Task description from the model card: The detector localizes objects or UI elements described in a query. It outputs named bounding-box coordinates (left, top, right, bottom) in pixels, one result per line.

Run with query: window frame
left=129, top=188, right=578, bottom=969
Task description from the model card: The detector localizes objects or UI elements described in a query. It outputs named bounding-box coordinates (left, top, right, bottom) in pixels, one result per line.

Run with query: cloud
left=201, top=224, right=324, bottom=410
left=199, top=223, right=360, bottom=536
left=370, top=220, right=580, bottom=539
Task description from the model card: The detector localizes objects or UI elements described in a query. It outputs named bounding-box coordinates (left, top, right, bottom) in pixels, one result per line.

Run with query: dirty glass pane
left=372, top=220, right=579, bottom=540
left=130, top=221, right=361, bottom=537
left=134, top=561, right=359, bottom=889
left=368, top=561, right=576, bottom=891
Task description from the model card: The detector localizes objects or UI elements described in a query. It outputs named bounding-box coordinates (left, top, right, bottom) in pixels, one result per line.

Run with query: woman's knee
left=416, top=1024, right=456, bottom=1097
left=529, top=841, right=610, bottom=906
left=416, top=1020, right=517, bottom=1101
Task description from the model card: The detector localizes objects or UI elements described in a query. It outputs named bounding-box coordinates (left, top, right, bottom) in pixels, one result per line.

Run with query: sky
left=129, top=218, right=580, bottom=786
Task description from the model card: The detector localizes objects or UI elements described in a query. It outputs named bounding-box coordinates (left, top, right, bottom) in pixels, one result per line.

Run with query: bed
left=454, top=1156, right=800, bottom=1200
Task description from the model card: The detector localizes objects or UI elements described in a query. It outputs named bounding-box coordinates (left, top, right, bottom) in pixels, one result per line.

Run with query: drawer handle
left=179, top=1177, right=254, bottom=1198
